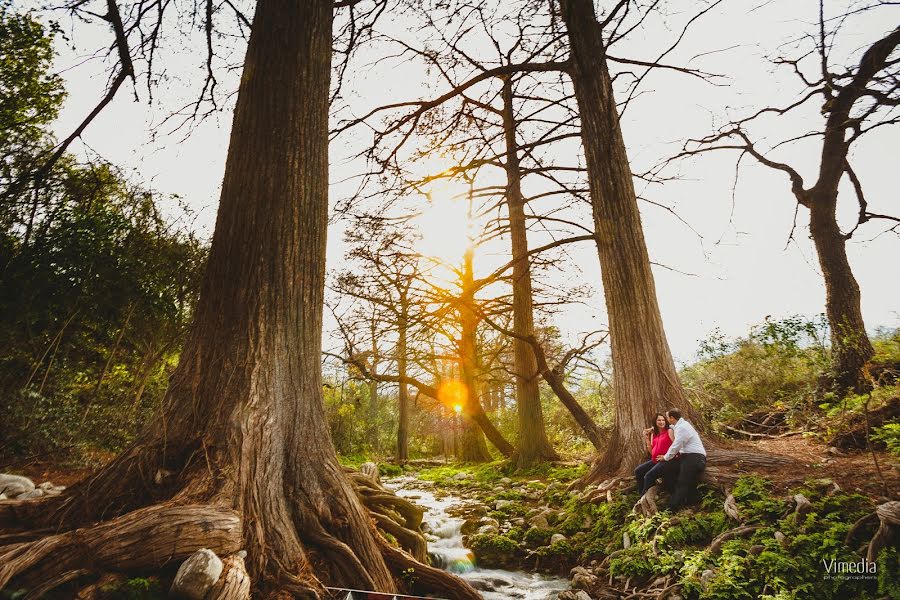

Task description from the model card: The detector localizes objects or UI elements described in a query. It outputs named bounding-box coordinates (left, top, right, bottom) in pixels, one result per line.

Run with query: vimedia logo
left=823, top=558, right=877, bottom=579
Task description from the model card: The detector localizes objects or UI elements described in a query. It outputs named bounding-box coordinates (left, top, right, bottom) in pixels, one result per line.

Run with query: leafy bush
left=870, top=423, right=900, bottom=456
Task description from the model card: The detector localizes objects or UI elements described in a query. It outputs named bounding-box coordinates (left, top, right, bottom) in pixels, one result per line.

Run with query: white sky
left=21, top=0, right=899, bottom=364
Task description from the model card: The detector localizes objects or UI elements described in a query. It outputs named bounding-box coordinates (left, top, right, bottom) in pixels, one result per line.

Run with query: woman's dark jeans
left=634, top=459, right=677, bottom=495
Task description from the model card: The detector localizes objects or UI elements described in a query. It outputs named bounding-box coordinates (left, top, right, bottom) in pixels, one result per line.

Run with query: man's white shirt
left=663, top=419, right=706, bottom=460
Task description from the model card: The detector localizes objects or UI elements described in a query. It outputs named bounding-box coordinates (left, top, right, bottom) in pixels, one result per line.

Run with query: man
left=656, top=408, right=706, bottom=511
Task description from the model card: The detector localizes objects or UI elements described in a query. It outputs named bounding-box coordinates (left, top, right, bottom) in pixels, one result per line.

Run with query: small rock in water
left=170, top=549, right=224, bottom=600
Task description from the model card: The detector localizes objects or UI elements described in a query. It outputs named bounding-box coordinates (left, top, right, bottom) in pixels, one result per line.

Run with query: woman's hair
left=651, top=413, right=667, bottom=436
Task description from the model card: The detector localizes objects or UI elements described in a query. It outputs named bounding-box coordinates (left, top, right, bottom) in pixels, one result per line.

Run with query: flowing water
left=385, top=476, right=570, bottom=600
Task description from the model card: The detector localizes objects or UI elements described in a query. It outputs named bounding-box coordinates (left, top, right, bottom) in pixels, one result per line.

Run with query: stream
left=385, top=476, right=570, bottom=600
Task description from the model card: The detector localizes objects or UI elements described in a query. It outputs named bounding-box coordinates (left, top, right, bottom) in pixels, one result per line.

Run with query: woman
left=634, top=413, right=676, bottom=496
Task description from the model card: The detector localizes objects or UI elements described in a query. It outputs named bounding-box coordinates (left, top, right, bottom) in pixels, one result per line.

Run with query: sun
left=411, top=180, right=474, bottom=264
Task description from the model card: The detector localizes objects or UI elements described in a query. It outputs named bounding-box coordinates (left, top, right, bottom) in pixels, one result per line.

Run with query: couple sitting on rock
left=633, top=408, right=706, bottom=512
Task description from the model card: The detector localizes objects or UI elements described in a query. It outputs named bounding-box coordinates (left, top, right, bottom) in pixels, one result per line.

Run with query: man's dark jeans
left=669, top=453, right=706, bottom=511
left=634, top=459, right=677, bottom=495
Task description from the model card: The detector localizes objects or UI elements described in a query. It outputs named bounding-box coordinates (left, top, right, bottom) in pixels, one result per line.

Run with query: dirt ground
left=726, top=434, right=899, bottom=501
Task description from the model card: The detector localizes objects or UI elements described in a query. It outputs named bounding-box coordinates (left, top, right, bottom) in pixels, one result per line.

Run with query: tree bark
left=809, top=193, right=874, bottom=393
left=500, top=78, right=560, bottom=468
left=0, top=3, right=415, bottom=595
left=368, top=316, right=380, bottom=452
left=396, top=297, right=410, bottom=462
left=560, top=0, right=703, bottom=478
left=460, top=245, right=515, bottom=460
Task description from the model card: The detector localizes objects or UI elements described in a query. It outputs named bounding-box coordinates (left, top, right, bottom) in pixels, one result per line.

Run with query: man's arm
left=662, top=424, right=684, bottom=461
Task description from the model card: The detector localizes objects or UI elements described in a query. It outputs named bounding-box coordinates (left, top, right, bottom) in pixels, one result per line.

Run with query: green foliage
left=523, top=526, right=552, bottom=546
left=871, top=423, right=900, bottom=456
left=99, top=577, right=166, bottom=600
left=379, top=463, right=403, bottom=477
left=468, top=533, right=520, bottom=554
left=594, top=476, right=891, bottom=600
left=0, top=1, right=65, bottom=163
left=682, top=315, right=829, bottom=426
left=609, top=543, right=657, bottom=578
left=0, top=8, right=206, bottom=465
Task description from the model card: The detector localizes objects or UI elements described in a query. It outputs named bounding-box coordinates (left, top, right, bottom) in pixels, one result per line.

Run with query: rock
left=570, top=566, right=599, bottom=591
left=17, top=488, right=44, bottom=499
left=774, top=531, right=788, bottom=548
left=499, top=477, right=513, bottom=485
left=826, top=446, right=845, bottom=456
left=453, top=472, right=470, bottom=480
left=495, top=499, right=513, bottom=510
left=0, top=474, right=35, bottom=498
left=550, top=533, right=567, bottom=545
left=477, top=523, right=500, bottom=535
left=528, top=514, right=550, bottom=529
left=622, top=531, right=631, bottom=549
left=170, top=548, right=224, bottom=600
left=511, top=518, right=525, bottom=527
left=0, top=493, right=7, bottom=500
left=39, top=482, right=64, bottom=495
left=700, top=569, right=715, bottom=590
left=557, top=592, right=591, bottom=600
left=652, top=576, right=668, bottom=587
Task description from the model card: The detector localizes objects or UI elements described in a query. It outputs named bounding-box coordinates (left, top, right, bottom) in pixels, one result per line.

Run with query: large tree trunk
left=500, top=78, right=560, bottom=468
left=0, top=5, right=479, bottom=598
left=809, top=194, right=874, bottom=393
left=459, top=246, right=513, bottom=461
left=368, top=317, right=381, bottom=453
left=560, top=0, right=703, bottom=478
left=396, top=301, right=410, bottom=462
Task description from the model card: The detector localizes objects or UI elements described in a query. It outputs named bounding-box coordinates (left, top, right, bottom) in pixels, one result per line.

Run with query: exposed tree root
left=379, top=540, right=481, bottom=600
left=349, top=470, right=428, bottom=562
left=208, top=554, right=251, bottom=600
left=23, top=568, right=91, bottom=599
left=709, top=525, right=761, bottom=555
left=0, top=503, right=242, bottom=590
left=866, top=501, right=899, bottom=562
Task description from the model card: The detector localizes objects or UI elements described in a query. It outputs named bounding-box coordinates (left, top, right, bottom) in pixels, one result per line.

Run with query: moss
left=99, top=577, right=167, bottom=600
left=469, top=533, right=520, bottom=555
left=523, top=527, right=553, bottom=547
left=378, top=463, right=403, bottom=478
left=609, top=543, right=657, bottom=579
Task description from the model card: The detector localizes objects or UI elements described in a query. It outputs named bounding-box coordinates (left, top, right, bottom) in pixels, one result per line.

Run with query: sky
left=21, top=0, right=900, bottom=364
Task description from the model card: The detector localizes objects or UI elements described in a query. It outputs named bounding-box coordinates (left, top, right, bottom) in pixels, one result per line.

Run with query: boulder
left=528, top=514, right=550, bottom=530
left=0, top=474, right=35, bottom=498
left=570, top=566, right=599, bottom=590
left=550, top=533, right=567, bottom=545
left=170, top=548, right=224, bottom=600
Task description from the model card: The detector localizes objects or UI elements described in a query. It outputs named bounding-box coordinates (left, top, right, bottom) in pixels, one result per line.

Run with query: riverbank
left=391, top=448, right=898, bottom=600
